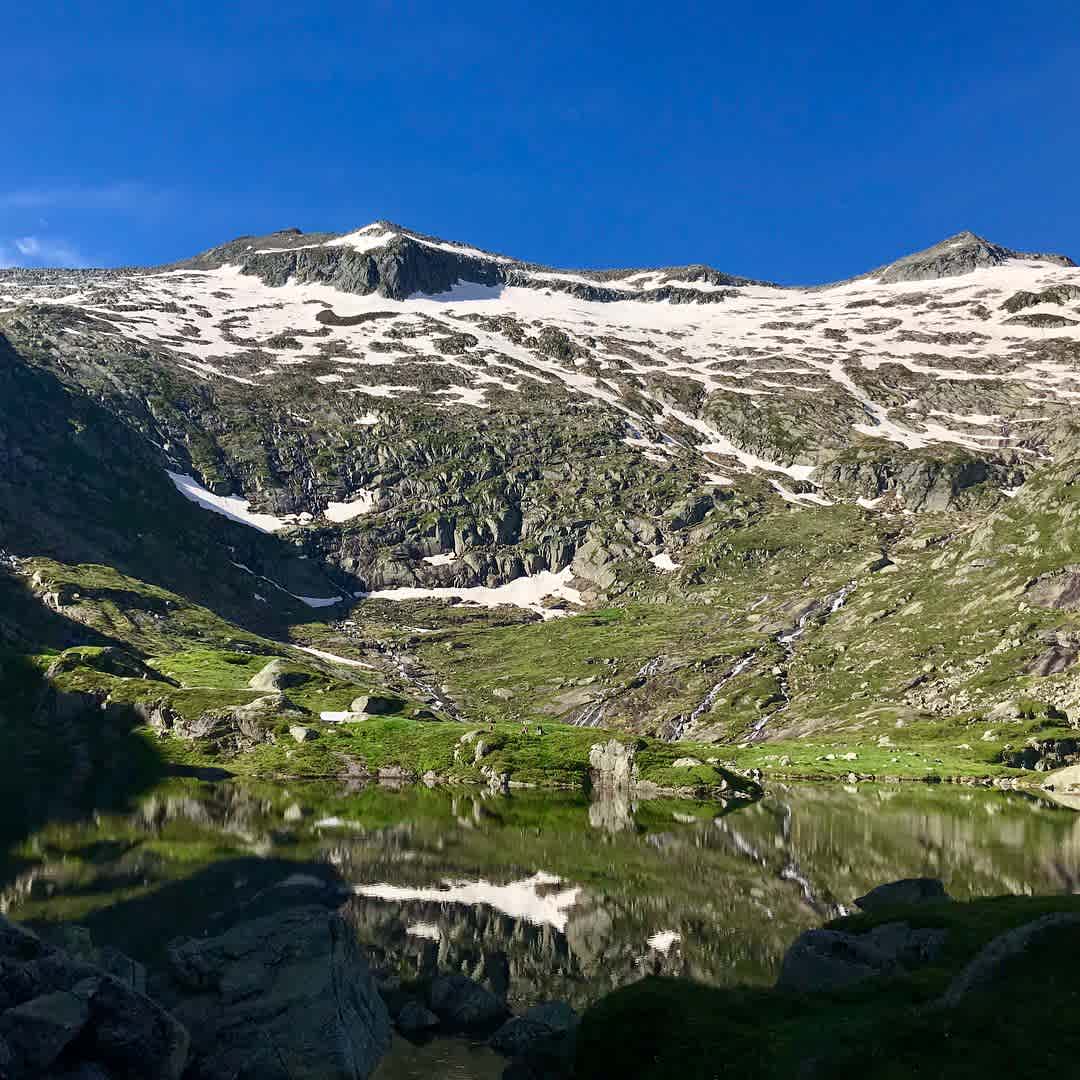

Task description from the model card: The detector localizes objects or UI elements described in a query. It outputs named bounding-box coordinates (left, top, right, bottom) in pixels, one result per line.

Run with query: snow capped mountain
left=3, top=223, right=1078, bottom=512
left=6, top=221, right=1080, bottom=753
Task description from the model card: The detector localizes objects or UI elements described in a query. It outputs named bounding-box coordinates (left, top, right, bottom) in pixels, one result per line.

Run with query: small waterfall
left=670, top=651, right=756, bottom=741
left=754, top=580, right=857, bottom=741
left=635, top=656, right=664, bottom=680
left=829, top=580, right=856, bottom=613
left=574, top=699, right=607, bottom=728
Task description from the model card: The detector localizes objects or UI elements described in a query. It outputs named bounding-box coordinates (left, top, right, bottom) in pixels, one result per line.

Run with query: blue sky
left=3, top=1, right=1078, bottom=283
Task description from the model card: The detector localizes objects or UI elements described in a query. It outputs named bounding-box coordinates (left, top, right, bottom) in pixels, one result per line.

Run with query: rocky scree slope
left=4, top=224, right=1080, bottom=770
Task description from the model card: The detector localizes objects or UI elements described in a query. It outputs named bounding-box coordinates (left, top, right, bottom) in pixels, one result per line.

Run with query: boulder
left=940, top=914, right=1080, bottom=1007
left=248, top=658, right=313, bottom=691
left=396, top=1000, right=440, bottom=1037
left=289, top=724, right=318, bottom=743
left=350, top=694, right=404, bottom=716
left=671, top=757, right=703, bottom=768
left=1026, top=567, right=1080, bottom=611
left=0, top=990, right=90, bottom=1075
left=854, top=878, right=949, bottom=911
left=427, top=974, right=508, bottom=1031
left=588, top=739, right=638, bottom=789
left=776, top=922, right=948, bottom=993
left=490, top=1001, right=578, bottom=1057
left=0, top=916, right=188, bottom=1080
left=166, top=905, right=390, bottom=1079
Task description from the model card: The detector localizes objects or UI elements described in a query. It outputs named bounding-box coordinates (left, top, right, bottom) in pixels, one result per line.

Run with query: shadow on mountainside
left=0, top=331, right=348, bottom=641
left=0, top=610, right=170, bottom=889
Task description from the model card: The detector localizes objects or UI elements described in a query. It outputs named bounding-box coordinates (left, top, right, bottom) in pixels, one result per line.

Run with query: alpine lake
left=3, top=775, right=1078, bottom=1077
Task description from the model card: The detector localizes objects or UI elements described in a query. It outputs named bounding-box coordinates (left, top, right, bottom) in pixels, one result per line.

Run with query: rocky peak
left=173, top=221, right=775, bottom=302
left=872, top=230, right=1074, bottom=284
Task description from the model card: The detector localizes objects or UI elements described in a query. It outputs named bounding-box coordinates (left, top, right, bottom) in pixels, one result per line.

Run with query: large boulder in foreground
left=0, top=915, right=188, bottom=1080
left=776, top=921, right=948, bottom=993
left=166, top=905, right=391, bottom=1080
left=940, top=913, right=1080, bottom=1007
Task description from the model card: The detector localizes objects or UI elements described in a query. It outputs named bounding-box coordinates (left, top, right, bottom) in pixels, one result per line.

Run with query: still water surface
left=4, top=779, right=1078, bottom=1075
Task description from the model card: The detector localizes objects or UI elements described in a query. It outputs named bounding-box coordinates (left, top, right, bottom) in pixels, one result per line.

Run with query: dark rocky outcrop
left=854, top=877, right=949, bottom=911
left=940, top=913, right=1080, bottom=1007
left=0, top=915, right=189, bottom=1080
left=427, top=973, right=509, bottom=1032
left=776, top=922, right=949, bottom=992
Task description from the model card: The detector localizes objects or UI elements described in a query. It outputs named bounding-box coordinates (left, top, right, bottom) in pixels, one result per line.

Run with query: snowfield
left=6, top=225, right=1080, bottom=502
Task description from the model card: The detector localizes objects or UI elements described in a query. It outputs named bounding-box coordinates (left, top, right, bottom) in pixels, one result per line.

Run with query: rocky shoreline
left=4, top=871, right=1079, bottom=1080
left=0, top=867, right=582, bottom=1080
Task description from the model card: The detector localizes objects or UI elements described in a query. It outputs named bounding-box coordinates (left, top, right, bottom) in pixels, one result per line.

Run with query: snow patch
left=167, top=471, right=288, bottom=533
left=325, top=491, right=377, bottom=521
left=364, top=567, right=583, bottom=619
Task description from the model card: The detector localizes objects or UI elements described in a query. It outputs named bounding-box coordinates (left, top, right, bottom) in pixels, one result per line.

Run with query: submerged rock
left=490, top=1000, right=579, bottom=1057
left=396, top=999, right=440, bottom=1037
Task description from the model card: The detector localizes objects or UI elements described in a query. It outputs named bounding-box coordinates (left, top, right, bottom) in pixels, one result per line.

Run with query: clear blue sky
left=3, top=1, right=1078, bottom=283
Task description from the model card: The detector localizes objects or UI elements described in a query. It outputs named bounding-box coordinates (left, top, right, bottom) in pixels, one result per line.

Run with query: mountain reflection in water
left=3, top=779, right=1078, bottom=1011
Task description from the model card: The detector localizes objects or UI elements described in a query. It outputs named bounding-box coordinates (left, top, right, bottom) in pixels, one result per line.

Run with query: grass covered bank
left=575, top=894, right=1080, bottom=1079
left=151, top=714, right=759, bottom=799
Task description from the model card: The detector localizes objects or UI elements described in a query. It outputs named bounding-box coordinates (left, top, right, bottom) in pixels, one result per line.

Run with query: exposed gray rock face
left=427, top=974, right=508, bottom=1031
left=165, top=905, right=391, bottom=1080
left=817, top=449, right=1019, bottom=511
left=0, top=915, right=189, bottom=1080
left=148, top=693, right=299, bottom=754
left=940, top=914, right=1080, bottom=1007
left=1003, top=312, right=1079, bottom=328
left=1001, top=283, right=1080, bottom=312
left=854, top=877, right=949, bottom=911
left=178, top=222, right=772, bottom=304
left=776, top=922, right=948, bottom=992
left=872, top=231, right=1073, bottom=284
left=1026, top=566, right=1080, bottom=610
left=588, top=739, right=638, bottom=789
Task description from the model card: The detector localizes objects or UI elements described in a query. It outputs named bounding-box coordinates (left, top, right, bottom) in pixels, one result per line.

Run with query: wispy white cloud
left=0, top=181, right=168, bottom=213
left=0, top=235, right=90, bottom=268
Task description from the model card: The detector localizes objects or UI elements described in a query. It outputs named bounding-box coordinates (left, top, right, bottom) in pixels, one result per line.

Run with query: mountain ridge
left=3, top=215, right=1080, bottom=786
left=169, top=221, right=1076, bottom=293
